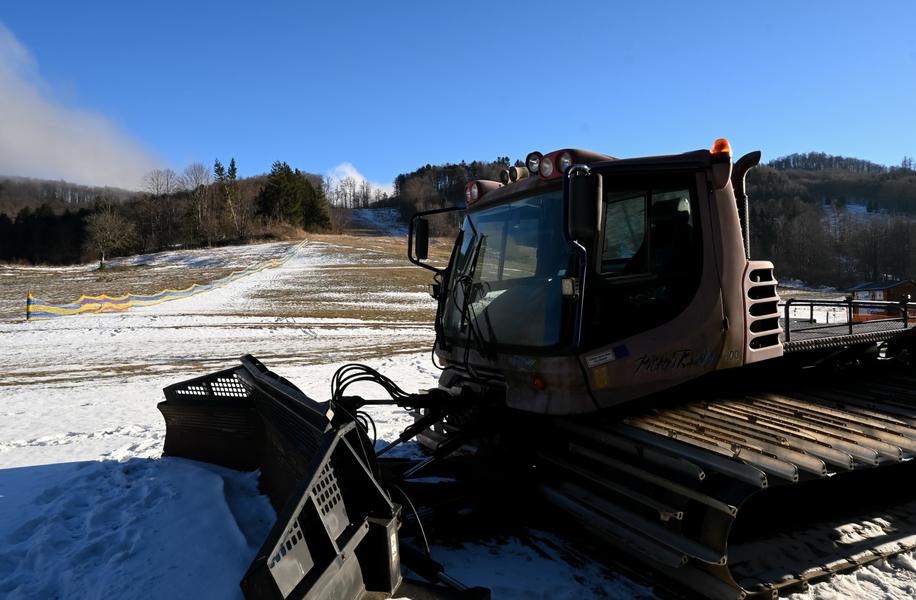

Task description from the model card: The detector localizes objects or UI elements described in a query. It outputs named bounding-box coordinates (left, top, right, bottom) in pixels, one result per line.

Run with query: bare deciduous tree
left=182, top=162, right=211, bottom=191
left=86, top=207, right=136, bottom=267
left=183, top=162, right=213, bottom=243
left=143, top=169, right=182, bottom=197
left=358, top=180, right=371, bottom=208
left=142, top=168, right=183, bottom=248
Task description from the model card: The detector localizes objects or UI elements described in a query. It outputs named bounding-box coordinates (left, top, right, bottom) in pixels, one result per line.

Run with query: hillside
left=0, top=175, right=140, bottom=217
left=747, top=154, right=916, bottom=287
left=387, top=152, right=916, bottom=288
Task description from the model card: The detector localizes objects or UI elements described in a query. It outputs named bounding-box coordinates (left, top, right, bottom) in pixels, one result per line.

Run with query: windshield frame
left=437, top=182, right=578, bottom=356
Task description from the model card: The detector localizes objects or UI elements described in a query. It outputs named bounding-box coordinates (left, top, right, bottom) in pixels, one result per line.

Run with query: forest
left=746, top=155, right=916, bottom=287
left=3, top=151, right=916, bottom=290
left=0, top=159, right=332, bottom=265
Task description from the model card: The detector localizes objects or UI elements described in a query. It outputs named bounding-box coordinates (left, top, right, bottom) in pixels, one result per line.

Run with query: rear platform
left=781, top=297, right=916, bottom=353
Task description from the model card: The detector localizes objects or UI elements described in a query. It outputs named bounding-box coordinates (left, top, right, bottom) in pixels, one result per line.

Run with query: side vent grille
left=744, top=261, right=783, bottom=363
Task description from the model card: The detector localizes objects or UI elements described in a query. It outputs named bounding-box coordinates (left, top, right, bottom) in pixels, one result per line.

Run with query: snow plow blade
left=158, top=355, right=485, bottom=600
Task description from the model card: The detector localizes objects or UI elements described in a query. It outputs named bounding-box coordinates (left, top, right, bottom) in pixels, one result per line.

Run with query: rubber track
left=541, top=370, right=916, bottom=599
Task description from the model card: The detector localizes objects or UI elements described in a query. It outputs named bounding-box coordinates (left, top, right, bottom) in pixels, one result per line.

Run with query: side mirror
left=407, top=205, right=464, bottom=273
left=414, top=218, right=429, bottom=260
left=567, top=171, right=600, bottom=242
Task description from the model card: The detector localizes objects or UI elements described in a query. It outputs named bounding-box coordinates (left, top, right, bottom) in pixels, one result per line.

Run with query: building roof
left=849, top=280, right=915, bottom=292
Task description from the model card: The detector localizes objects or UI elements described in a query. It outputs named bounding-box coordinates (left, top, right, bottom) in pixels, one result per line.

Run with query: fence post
left=784, top=299, right=792, bottom=342
left=904, top=294, right=910, bottom=329
left=846, top=296, right=854, bottom=335
left=809, top=303, right=814, bottom=323
left=26, top=291, right=31, bottom=322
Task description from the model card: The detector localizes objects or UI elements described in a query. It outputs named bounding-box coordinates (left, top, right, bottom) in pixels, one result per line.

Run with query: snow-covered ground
left=349, top=207, right=408, bottom=236
left=2, top=235, right=915, bottom=599
left=824, top=201, right=891, bottom=223
left=783, top=300, right=849, bottom=324
left=0, top=237, right=629, bottom=599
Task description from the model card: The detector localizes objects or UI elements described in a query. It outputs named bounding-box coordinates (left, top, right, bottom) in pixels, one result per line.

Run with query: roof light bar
left=464, top=180, right=504, bottom=205
left=535, top=149, right=616, bottom=180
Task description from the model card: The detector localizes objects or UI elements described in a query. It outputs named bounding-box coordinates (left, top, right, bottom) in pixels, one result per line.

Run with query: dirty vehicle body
left=159, top=141, right=916, bottom=600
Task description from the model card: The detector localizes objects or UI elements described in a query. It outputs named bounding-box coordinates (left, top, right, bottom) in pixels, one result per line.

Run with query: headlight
left=510, top=166, right=529, bottom=181
left=558, top=152, right=573, bottom=173
left=470, top=183, right=479, bottom=202
left=526, top=151, right=542, bottom=174
left=540, top=156, right=554, bottom=178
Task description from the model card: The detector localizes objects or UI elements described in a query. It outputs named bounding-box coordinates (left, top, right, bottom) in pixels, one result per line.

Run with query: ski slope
left=1, top=231, right=915, bottom=599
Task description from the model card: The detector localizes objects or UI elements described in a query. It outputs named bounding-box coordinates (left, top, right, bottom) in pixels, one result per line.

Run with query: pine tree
left=213, top=157, right=241, bottom=237
left=256, top=161, right=330, bottom=230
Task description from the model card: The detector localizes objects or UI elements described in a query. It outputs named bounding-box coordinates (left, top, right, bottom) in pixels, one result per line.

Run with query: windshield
left=442, top=190, right=574, bottom=349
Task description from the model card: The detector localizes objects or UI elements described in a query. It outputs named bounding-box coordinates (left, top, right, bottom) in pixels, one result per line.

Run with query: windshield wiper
left=456, top=235, right=496, bottom=362
left=479, top=301, right=499, bottom=347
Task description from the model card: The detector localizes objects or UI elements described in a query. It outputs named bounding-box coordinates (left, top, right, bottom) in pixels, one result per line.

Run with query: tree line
left=0, top=176, right=138, bottom=218
left=748, top=154, right=916, bottom=288
left=379, top=157, right=513, bottom=233
left=4, top=149, right=916, bottom=291
left=324, top=175, right=390, bottom=209
left=768, top=152, right=892, bottom=174
left=0, top=205, right=90, bottom=264
left=381, top=151, right=916, bottom=288
left=0, top=159, right=332, bottom=266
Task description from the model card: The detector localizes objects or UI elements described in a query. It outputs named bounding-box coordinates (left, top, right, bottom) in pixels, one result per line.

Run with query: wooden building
left=848, top=280, right=916, bottom=321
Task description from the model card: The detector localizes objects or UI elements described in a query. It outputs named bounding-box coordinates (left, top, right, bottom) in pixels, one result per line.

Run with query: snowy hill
left=347, top=207, right=408, bottom=236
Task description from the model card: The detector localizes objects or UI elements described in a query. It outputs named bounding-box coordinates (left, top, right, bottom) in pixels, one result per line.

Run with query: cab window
left=602, top=192, right=647, bottom=274
left=601, top=188, right=695, bottom=277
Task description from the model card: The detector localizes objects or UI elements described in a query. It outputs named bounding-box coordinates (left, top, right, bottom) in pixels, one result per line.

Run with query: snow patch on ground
left=349, top=208, right=408, bottom=236
left=779, top=279, right=840, bottom=294
left=1, top=241, right=292, bottom=273
left=107, top=241, right=293, bottom=271
left=783, top=301, right=850, bottom=324
left=789, top=554, right=916, bottom=600
left=430, top=532, right=655, bottom=600
left=0, top=458, right=273, bottom=600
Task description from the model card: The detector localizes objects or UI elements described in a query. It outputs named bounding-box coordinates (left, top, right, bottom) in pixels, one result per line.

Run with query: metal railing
left=781, top=297, right=913, bottom=342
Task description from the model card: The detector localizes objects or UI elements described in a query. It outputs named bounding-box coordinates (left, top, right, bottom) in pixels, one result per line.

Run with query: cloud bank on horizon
left=0, top=23, right=157, bottom=190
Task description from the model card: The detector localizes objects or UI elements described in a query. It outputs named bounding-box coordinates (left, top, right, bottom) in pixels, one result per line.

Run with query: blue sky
left=1, top=1, right=914, bottom=189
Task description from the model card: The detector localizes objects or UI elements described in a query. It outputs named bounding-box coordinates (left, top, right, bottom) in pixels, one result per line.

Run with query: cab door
left=581, top=171, right=706, bottom=348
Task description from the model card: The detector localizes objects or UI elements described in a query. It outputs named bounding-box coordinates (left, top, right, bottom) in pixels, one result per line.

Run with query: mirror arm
left=572, top=239, right=589, bottom=349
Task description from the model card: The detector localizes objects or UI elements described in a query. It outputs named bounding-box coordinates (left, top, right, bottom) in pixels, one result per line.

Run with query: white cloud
left=326, top=162, right=394, bottom=197
left=0, top=22, right=158, bottom=189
